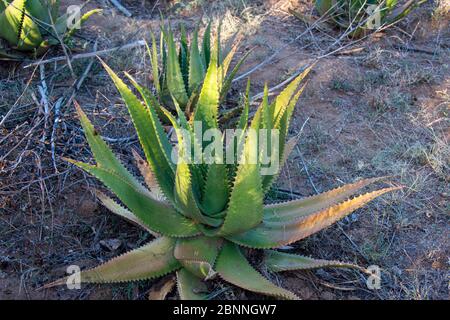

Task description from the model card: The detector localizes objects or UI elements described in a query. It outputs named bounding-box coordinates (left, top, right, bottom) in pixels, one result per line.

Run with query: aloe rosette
left=47, top=47, right=400, bottom=299
left=149, top=22, right=250, bottom=113
left=314, top=0, right=425, bottom=35
left=0, top=0, right=99, bottom=58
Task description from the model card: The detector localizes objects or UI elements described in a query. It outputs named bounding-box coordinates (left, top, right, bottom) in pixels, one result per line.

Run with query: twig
left=108, top=0, right=132, bottom=17
left=23, top=40, right=146, bottom=68
left=50, top=97, right=64, bottom=171
left=48, top=7, right=75, bottom=77
left=296, top=146, right=320, bottom=195
left=52, top=40, right=98, bottom=172
left=38, top=65, right=50, bottom=145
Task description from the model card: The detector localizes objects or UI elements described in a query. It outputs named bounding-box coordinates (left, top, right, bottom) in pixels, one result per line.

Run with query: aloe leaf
left=228, top=186, right=401, bottom=249
left=193, top=41, right=220, bottom=135
left=201, top=21, right=211, bottom=68
left=264, top=250, right=363, bottom=272
left=237, top=78, right=251, bottom=130
left=280, top=133, right=300, bottom=169
left=67, top=160, right=199, bottom=237
left=386, top=0, right=419, bottom=23
left=73, top=101, right=149, bottom=194
left=201, top=162, right=229, bottom=216
left=174, top=236, right=223, bottom=279
left=95, top=190, right=159, bottom=236
left=219, top=49, right=251, bottom=103
left=215, top=242, right=298, bottom=299
left=46, top=237, right=179, bottom=286
left=177, top=268, right=209, bottom=300
left=218, top=41, right=237, bottom=89
left=148, top=31, right=161, bottom=95
left=225, top=79, right=250, bottom=179
left=179, top=24, right=189, bottom=89
left=131, top=149, right=165, bottom=202
left=65, top=9, right=101, bottom=38
left=272, top=67, right=312, bottom=129
left=216, top=127, right=264, bottom=236
left=102, top=62, right=176, bottom=203
left=315, top=0, right=334, bottom=16
left=264, top=176, right=389, bottom=222
left=262, top=83, right=308, bottom=192
left=148, top=276, right=176, bottom=300
left=25, top=0, right=50, bottom=24
left=165, top=27, right=189, bottom=107
left=161, top=107, right=223, bottom=227
left=0, top=48, right=26, bottom=60
left=0, top=0, right=43, bottom=50
left=188, top=28, right=205, bottom=96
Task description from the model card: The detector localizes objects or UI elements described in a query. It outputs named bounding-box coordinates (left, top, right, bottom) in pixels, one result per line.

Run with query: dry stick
left=50, top=97, right=64, bottom=172
left=38, top=65, right=50, bottom=145
left=108, top=0, right=132, bottom=17
left=48, top=7, right=75, bottom=78
left=51, top=41, right=99, bottom=172
left=0, top=64, right=42, bottom=127
left=23, top=40, right=146, bottom=68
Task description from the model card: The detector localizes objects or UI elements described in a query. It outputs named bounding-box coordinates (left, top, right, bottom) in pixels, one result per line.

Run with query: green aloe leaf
left=0, top=0, right=43, bottom=50
left=102, top=62, right=176, bottom=203
left=73, top=102, right=148, bottom=195
left=188, top=28, right=205, bottom=95
left=174, top=236, right=223, bottom=279
left=67, top=161, right=199, bottom=237
left=66, top=9, right=102, bottom=38
left=262, top=83, right=308, bottom=192
left=272, top=66, right=312, bottom=129
left=47, top=237, right=179, bottom=286
left=215, top=242, right=298, bottom=299
left=201, top=162, right=229, bottom=216
left=148, top=31, right=161, bottom=95
left=179, top=24, right=189, bottom=89
left=95, top=190, right=159, bottom=237
left=161, top=107, right=223, bottom=227
left=216, top=126, right=264, bottom=236
left=165, top=27, right=189, bottom=107
left=193, top=38, right=220, bottom=135
left=264, top=250, right=363, bottom=272
left=131, top=149, right=165, bottom=202
left=177, top=268, right=209, bottom=300
left=264, top=176, right=389, bottom=222
left=228, top=186, right=401, bottom=248
left=201, top=21, right=211, bottom=68
left=237, top=78, right=251, bottom=130
left=219, top=49, right=252, bottom=103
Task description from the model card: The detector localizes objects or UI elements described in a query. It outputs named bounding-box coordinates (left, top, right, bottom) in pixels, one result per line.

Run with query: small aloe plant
left=148, top=22, right=250, bottom=113
left=0, top=0, right=99, bottom=59
left=47, top=54, right=400, bottom=299
left=313, top=0, right=425, bottom=36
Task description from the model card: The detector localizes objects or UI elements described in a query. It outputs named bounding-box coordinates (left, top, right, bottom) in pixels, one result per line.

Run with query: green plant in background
left=47, top=53, right=400, bottom=299
left=0, top=0, right=100, bottom=59
left=148, top=22, right=250, bottom=114
left=312, top=0, right=426, bottom=36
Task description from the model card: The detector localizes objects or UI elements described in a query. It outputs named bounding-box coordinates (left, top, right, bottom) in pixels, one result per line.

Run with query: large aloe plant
left=148, top=22, right=250, bottom=113
left=47, top=55, right=399, bottom=299
left=312, top=0, right=425, bottom=36
left=0, top=0, right=99, bottom=58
